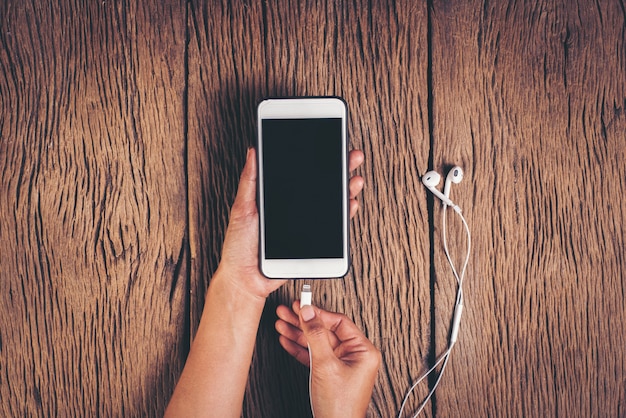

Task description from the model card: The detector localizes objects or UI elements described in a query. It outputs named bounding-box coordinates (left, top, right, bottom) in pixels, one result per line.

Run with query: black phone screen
left=262, top=118, right=344, bottom=259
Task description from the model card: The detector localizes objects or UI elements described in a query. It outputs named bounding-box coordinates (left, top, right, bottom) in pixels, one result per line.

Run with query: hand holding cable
left=276, top=299, right=381, bottom=418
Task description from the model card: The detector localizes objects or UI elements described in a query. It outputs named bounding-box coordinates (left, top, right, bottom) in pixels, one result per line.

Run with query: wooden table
left=1, top=1, right=624, bottom=416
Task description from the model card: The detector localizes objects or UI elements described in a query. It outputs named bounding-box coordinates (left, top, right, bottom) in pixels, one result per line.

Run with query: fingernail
left=301, top=305, right=316, bottom=322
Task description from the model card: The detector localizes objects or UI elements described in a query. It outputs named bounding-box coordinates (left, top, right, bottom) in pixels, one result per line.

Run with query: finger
left=292, top=300, right=302, bottom=316
left=299, top=303, right=343, bottom=348
left=286, top=301, right=345, bottom=347
left=305, top=306, right=368, bottom=343
left=350, top=199, right=360, bottom=219
left=348, top=150, right=365, bottom=172
left=278, top=335, right=311, bottom=367
left=275, top=319, right=308, bottom=348
left=277, top=303, right=344, bottom=349
left=334, top=337, right=382, bottom=372
left=276, top=304, right=300, bottom=328
left=299, top=305, right=338, bottom=364
left=320, top=311, right=369, bottom=343
left=349, top=175, right=364, bottom=199
left=230, top=148, right=257, bottom=219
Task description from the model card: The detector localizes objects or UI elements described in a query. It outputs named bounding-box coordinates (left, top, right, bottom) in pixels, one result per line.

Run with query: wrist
left=210, top=267, right=268, bottom=308
left=212, top=258, right=287, bottom=300
left=197, top=269, right=267, bottom=342
left=313, top=392, right=369, bottom=418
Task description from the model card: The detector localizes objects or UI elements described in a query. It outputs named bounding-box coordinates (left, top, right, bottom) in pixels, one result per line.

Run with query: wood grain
left=186, top=1, right=432, bottom=416
left=2, top=0, right=625, bottom=416
left=0, top=1, right=188, bottom=416
left=430, top=0, right=626, bottom=417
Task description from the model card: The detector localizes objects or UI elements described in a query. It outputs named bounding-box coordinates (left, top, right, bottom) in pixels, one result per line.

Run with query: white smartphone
left=257, top=97, right=349, bottom=279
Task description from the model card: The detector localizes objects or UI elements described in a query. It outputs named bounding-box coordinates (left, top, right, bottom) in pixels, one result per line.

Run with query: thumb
left=299, top=305, right=336, bottom=364
left=230, top=148, right=257, bottom=217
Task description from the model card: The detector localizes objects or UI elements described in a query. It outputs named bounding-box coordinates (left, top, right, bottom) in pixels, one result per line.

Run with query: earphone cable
left=410, top=349, right=453, bottom=418
left=397, top=204, right=471, bottom=418
left=442, top=205, right=472, bottom=296
left=397, top=346, right=452, bottom=417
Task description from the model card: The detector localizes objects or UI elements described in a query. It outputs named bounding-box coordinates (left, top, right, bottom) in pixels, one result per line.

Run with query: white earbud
left=443, top=166, right=464, bottom=199
left=422, top=170, right=462, bottom=213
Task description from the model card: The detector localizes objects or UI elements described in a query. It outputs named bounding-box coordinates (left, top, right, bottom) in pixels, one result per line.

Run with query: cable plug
left=301, top=284, right=312, bottom=307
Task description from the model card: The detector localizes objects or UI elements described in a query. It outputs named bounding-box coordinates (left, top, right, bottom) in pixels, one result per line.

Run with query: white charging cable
left=300, top=284, right=315, bottom=418
left=398, top=204, right=471, bottom=418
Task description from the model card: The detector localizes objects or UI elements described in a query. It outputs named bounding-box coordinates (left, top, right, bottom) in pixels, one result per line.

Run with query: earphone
left=398, top=166, right=472, bottom=418
left=443, top=166, right=464, bottom=200
left=421, top=169, right=462, bottom=213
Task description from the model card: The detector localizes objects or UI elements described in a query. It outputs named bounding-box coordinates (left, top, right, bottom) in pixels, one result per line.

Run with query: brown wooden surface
left=0, top=1, right=189, bottom=416
left=1, top=1, right=625, bottom=417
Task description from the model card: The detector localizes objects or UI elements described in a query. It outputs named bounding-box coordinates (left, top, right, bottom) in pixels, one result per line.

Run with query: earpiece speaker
left=443, top=166, right=464, bottom=199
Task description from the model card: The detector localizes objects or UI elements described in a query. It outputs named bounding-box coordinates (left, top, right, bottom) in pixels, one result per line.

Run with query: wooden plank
left=430, top=0, right=626, bottom=416
left=186, top=1, right=432, bottom=416
left=0, top=1, right=187, bottom=416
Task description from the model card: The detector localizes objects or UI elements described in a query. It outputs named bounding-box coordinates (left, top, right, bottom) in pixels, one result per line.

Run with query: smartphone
left=257, top=97, right=349, bottom=279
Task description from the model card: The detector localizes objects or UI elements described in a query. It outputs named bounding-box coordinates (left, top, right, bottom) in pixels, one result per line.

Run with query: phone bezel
left=257, top=97, right=349, bottom=279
